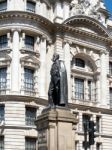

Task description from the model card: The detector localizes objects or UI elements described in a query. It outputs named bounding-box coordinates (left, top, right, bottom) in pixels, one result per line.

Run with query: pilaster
left=63, top=1, right=70, bottom=20
left=39, top=35, right=47, bottom=98
left=54, top=1, right=63, bottom=23
left=100, top=51, right=107, bottom=106
left=63, top=40, right=71, bottom=102
left=11, top=29, right=20, bottom=94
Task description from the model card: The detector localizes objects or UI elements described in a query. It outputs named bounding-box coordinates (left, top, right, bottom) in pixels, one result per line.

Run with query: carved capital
left=11, top=28, right=21, bottom=33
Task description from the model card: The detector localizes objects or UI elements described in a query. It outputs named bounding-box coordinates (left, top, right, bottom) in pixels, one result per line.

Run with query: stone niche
left=35, top=107, right=78, bottom=150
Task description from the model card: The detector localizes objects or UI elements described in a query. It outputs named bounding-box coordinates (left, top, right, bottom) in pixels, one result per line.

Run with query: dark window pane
left=88, top=81, right=92, bottom=100
left=110, top=88, right=112, bottom=107
left=25, top=137, right=36, bottom=150
left=0, top=68, right=7, bottom=90
left=75, top=78, right=84, bottom=100
left=96, top=116, right=100, bottom=132
left=26, top=107, right=36, bottom=126
left=0, top=137, right=4, bottom=150
left=25, top=35, right=34, bottom=50
left=109, top=62, right=112, bottom=76
left=24, top=68, right=34, bottom=92
left=83, top=115, right=90, bottom=131
left=0, top=35, right=8, bottom=49
left=0, top=0, right=7, bottom=12
left=26, top=1, right=35, bottom=13
left=0, top=106, right=4, bottom=122
left=75, top=58, right=85, bottom=68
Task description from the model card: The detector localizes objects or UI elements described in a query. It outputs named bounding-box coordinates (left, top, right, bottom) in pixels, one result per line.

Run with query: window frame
left=0, top=136, right=4, bottom=150
left=0, top=68, right=7, bottom=91
left=75, top=78, right=84, bottom=100
left=0, top=0, right=7, bottom=12
left=75, top=58, right=85, bottom=68
left=82, top=114, right=91, bottom=131
left=26, top=0, right=36, bottom=13
left=109, top=62, right=112, bottom=76
left=24, top=68, right=35, bottom=92
left=25, top=137, right=36, bottom=150
left=25, top=107, right=36, bottom=126
left=25, top=35, right=35, bottom=51
left=0, top=35, right=8, bottom=49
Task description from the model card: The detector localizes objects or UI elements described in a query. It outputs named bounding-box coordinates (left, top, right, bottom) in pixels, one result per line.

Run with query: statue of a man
left=48, top=53, right=68, bottom=107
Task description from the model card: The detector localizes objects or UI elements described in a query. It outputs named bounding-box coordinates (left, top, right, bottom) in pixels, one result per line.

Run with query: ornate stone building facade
left=0, top=0, right=111, bottom=149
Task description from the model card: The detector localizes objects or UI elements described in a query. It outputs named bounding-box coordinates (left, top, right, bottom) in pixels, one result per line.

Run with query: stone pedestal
left=35, top=107, right=78, bottom=150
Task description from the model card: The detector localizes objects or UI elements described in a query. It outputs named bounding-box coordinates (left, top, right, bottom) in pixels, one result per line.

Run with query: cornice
left=0, top=95, right=112, bottom=115
left=63, top=15, right=110, bottom=37
left=0, top=11, right=54, bottom=32
left=0, top=11, right=111, bottom=45
left=54, top=23, right=112, bottom=44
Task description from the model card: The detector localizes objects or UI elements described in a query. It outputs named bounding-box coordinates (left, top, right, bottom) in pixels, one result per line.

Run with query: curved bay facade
left=0, top=0, right=112, bottom=150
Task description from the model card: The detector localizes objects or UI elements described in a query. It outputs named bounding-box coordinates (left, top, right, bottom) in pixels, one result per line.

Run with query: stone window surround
left=20, top=62, right=39, bottom=97
left=0, top=56, right=11, bottom=94
left=20, top=32, right=40, bottom=55
left=25, top=137, right=37, bottom=150
left=25, top=106, right=37, bottom=126
left=71, top=71, right=97, bottom=102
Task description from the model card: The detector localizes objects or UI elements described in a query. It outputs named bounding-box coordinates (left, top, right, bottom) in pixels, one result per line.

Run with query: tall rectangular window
left=0, top=35, right=8, bottom=49
left=0, top=68, right=7, bottom=91
left=75, top=78, right=84, bottom=100
left=24, top=68, right=34, bottom=92
left=109, top=62, right=112, bottom=76
left=88, top=81, right=92, bottom=100
left=0, top=0, right=7, bottom=12
left=0, top=106, right=4, bottom=122
left=0, top=137, right=4, bottom=150
left=26, top=1, right=36, bottom=13
left=25, top=107, right=36, bottom=126
left=110, top=88, right=112, bottom=108
left=25, top=137, right=36, bottom=150
left=82, top=114, right=90, bottom=131
left=96, top=116, right=100, bottom=133
left=25, top=35, right=34, bottom=50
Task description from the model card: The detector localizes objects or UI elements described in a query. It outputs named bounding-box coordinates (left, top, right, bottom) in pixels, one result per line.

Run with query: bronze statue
left=48, top=53, right=68, bottom=107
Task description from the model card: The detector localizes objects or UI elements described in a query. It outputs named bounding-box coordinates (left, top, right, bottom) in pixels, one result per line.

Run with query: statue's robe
left=59, top=60, right=68, bottom=106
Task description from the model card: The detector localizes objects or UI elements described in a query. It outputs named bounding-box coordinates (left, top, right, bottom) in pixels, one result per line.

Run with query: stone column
left=85, top=79, right=88, bottom=101
left=64, top=41, right=71, bottom=102
left=100, top=51, right=107, bottom=106
left=11, top=29, right=20, bottom=93
left=79, top=112, right=83, bottom=132
left=72, top=75, right=75, bottom=99
left=7, top=32, right=11, bottom=48
left=34, top=69, right=39, bottom=97
left=63, top=1, right=69, bottom=20
left=39, top=36, right=47, bottom=98
left=96, top=75, right=101, bottom=104
left=54, top=1, right=63, bottom=23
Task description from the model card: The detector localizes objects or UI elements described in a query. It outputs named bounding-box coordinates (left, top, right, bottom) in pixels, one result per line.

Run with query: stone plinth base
left=35, top=107, right=78, bottom=150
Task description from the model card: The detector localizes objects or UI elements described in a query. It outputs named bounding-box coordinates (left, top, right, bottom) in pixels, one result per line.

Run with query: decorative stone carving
left=70, top=0, right=107, bottom=25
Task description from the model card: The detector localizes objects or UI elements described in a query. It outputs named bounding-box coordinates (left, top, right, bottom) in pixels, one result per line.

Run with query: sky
left=104, top=0, right=112, bottom=15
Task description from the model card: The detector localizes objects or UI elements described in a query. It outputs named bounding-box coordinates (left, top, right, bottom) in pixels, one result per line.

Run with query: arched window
left=75, top=58, right=85, bottom=68
left=71, top=55, right=97, bottom=102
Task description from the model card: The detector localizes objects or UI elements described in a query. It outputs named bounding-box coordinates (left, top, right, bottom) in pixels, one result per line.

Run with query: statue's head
left=52, top=53, right=59, bottom=62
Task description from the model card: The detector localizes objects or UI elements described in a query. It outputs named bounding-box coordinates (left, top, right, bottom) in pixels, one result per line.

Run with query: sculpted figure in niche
left=48, top=53, right=68, bottom=107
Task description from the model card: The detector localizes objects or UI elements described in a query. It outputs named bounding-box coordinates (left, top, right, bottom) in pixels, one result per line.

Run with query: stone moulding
left=0, top=11, right=111, bottom=45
